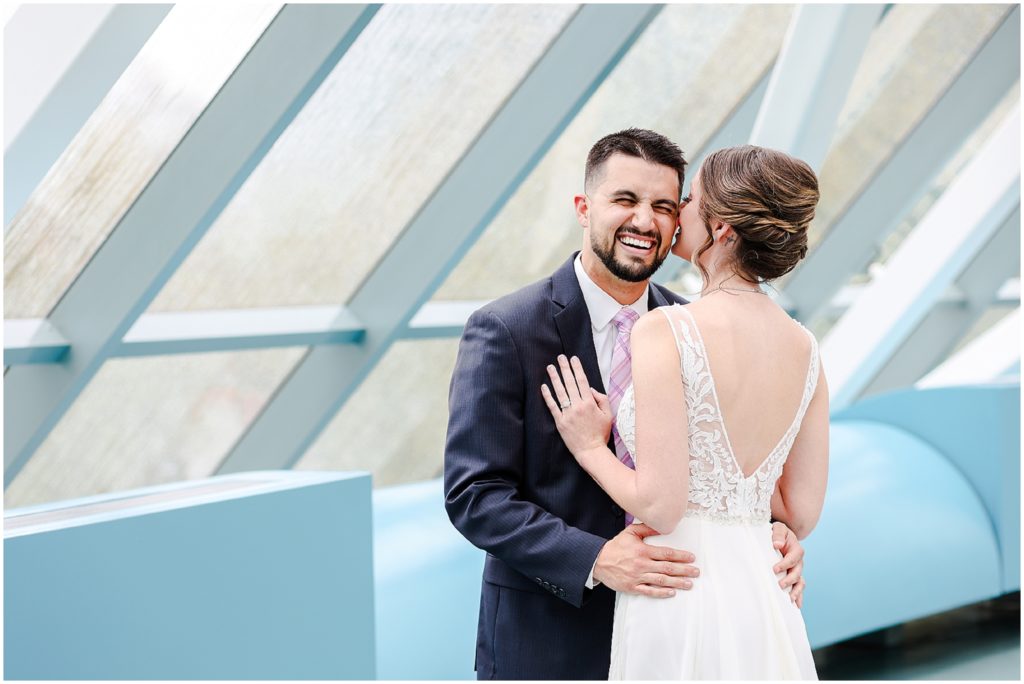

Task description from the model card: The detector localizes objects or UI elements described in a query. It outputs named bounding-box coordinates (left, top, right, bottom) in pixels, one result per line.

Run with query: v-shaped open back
left=675, top=306, right=819, bottom=480
left=613, top=304, right=820, bottom=525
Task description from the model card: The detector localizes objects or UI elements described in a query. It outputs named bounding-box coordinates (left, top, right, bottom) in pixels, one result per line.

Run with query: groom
left=444, top=129, right=805, bottom=680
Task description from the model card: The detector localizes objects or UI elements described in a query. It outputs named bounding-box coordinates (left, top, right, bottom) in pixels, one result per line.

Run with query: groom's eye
left=681, top=195, right=692, bottom=205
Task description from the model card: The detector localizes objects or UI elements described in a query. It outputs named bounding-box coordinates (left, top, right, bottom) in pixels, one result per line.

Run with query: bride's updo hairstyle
left=695, top=145, right=818, bottom=283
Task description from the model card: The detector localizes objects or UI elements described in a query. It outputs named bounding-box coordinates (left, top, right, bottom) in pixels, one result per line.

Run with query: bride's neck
left=700, top=268, right=761, bottom=295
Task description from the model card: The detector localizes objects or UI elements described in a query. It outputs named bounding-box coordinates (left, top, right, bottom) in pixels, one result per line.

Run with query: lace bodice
left=616, top=305, right=819, bottom=525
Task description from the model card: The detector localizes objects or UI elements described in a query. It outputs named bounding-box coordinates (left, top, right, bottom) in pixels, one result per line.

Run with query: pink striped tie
left=608, top=307, right=640, bottom=524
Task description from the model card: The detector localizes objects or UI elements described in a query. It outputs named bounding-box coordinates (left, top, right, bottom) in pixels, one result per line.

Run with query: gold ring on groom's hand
left=560, top=402, right=571, bottom=410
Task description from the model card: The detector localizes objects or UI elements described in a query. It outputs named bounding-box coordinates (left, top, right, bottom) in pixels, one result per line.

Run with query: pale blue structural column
left=3, top=5, right=380, bottom=487
left=822, top=106, right=1020, bottom=411
left=4, top=4, right=172, bottom=227
left=783, top=7, right=1020, bottom=323
left=748, top=4, right=883, bottom=170
left=216, top=4, right=663, bottom=474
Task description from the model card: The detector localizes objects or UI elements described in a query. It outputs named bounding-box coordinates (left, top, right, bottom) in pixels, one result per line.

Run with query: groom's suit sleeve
left=444, top=307, right=608, bottom=608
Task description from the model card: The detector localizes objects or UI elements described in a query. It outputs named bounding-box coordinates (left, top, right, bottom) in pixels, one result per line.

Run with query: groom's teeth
left=620, top=236, right=653, bottom=249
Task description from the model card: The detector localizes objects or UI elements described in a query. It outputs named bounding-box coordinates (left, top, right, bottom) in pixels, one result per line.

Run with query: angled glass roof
left=873, top=81, right=1020, bottom=273
left=809, top=80, right=1020, bottom=339
left=147, top=4, right=577, bottom=312
left=805, top=4, right=1009, bottom=250
left=296, top=339, right=459, bottom=486
left=435, top=3, right=795, bottom=301
left=4, top=4, right=281, bottom=318
left=4, top=4, right=1018, bottom=507
left=4, top=348, right=303, bottom=509
left=300, top=4, right=797, bottom=482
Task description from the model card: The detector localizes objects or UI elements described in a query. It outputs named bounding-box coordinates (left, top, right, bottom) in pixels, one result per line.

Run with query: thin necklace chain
left=700, top=283, right=766, bottom=297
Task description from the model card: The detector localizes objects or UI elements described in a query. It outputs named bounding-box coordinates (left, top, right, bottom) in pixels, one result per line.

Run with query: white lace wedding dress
left=609, top=305, right=819, bottom=680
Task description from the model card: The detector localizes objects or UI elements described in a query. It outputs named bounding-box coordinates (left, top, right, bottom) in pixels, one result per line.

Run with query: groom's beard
left=592, top=227, right=668, bottom=283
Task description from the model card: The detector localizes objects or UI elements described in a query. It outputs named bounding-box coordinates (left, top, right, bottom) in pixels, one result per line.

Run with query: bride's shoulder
left=634, top=307, right=683, bottom=343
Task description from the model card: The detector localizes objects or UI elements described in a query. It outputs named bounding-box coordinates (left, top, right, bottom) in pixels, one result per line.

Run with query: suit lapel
left=648, top=282, right=672, bottom=310
left=551, top=254, right=605, bottom=394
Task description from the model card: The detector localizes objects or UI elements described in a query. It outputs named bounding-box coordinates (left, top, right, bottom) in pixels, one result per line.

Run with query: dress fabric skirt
left=608, top=516, right=818, bottom=680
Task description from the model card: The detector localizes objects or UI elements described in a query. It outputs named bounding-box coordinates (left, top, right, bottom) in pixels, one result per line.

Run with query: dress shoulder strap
left=655, top=305, right=685, bottom=356
left=794, top=324, right=821, bottom=422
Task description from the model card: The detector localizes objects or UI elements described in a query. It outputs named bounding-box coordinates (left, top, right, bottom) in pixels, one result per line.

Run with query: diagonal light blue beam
left=5, top=4, right=172, bottom=228
left=784, top=6, right=1020, bottom=323
left=3, top=4, right=380, bottom=487
left=749, top=4, right=884, bottom=171
left=859, top=205, right=1020, bottom=398
left=822, top=106, right=1020, bottom=411
left=215, top=4, right=663, bottom=475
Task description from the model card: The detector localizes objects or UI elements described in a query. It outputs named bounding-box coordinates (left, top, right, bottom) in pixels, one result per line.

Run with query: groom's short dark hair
left=585, top=128, right=687, bottom=198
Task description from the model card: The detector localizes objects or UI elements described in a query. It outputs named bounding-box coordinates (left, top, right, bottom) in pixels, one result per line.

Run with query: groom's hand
left=772, top=522, right=806, bottom=608
left=593, top=524, right=698, bottom=598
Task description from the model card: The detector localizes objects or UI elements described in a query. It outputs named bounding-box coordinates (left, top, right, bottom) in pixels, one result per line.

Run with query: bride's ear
left=713, top=222, right=736, bottom=244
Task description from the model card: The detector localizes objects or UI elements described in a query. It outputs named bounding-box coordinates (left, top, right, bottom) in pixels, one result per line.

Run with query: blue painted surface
left=4, top=471, right=376, bottom=680
left=372, top=479, right=483, bottom=680
left=5, top=385, right=1014, bottom=679
left=371, top=384, right=1018, bottom=676
left=801, top=420, right=1001, bottom=646
left=836, top=383, right=1020, bottom=592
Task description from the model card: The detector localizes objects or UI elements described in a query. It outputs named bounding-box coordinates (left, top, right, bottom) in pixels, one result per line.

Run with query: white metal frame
left=821, top=106, right=1020, bottom=410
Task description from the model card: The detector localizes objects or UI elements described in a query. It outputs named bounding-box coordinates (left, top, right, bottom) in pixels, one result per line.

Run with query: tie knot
left=612, top=307, right=640, bottom=333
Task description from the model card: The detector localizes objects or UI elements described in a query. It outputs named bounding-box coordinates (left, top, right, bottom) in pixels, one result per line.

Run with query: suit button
left=611, top=504, right=623, bottom=517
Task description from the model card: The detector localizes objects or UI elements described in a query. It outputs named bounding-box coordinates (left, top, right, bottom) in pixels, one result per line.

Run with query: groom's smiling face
left=575, top=153, right=679, bottom=284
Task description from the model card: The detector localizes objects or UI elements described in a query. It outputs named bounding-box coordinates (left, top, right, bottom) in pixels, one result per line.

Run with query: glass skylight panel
left=434, top=4, right=795, bottom=302
left=304, top=5, right=794, bottom=490
left=294, top=339, right=460, bottom=487
left=875, top=82, right=1019, bottom=268
left=4, top=348, right=304, bottom=509
left=147, top=4, right=577, bottom=313
left=4, top=4, right=280, bottom=318
left=809, top=80, right=1018, bottom=340
left=806, top=4, right=1010, bottom=250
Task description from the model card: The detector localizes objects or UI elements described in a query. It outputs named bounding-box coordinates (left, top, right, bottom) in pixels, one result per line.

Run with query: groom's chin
left=614, top=255, right=666, bottom=282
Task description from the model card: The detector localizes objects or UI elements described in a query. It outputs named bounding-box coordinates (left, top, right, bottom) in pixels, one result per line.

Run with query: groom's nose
left=630, top=202, right=656, bottom=230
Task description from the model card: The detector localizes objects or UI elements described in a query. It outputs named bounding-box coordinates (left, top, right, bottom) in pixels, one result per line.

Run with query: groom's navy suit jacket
left=444, top=253, right=687, bottom=680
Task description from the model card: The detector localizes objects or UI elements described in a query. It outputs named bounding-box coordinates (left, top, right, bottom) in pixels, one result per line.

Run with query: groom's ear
left=574, top=194, right=590, bottom=228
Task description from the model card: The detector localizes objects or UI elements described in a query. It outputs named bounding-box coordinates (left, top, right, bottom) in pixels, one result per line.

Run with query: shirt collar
left=573, top=253, right=649, bottom=332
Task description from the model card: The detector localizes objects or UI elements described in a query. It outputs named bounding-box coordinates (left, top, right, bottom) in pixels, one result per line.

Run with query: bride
left=541, top=145, right=828, bottom=679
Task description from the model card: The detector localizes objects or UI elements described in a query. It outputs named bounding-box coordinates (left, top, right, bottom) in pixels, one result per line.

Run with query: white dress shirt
left=573, top=254, right=649, bottom=588
left=573, top=255, right=649, bottom=390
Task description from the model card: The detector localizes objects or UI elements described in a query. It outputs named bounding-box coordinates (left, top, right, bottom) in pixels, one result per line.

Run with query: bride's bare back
left=686, top=294, right=815, bottom=476
left=671, top=293, right=828, bottom=539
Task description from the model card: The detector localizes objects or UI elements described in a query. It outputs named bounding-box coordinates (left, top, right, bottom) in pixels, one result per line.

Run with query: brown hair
left=694, top=145, right=818, bottom=283
left=585, top=128, right=687, bottom=198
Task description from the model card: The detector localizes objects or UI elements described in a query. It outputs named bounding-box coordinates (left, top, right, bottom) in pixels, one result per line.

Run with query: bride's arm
left=771, top=363, right=829, bottom=540
left=541, top=312, right=689, bottom=533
